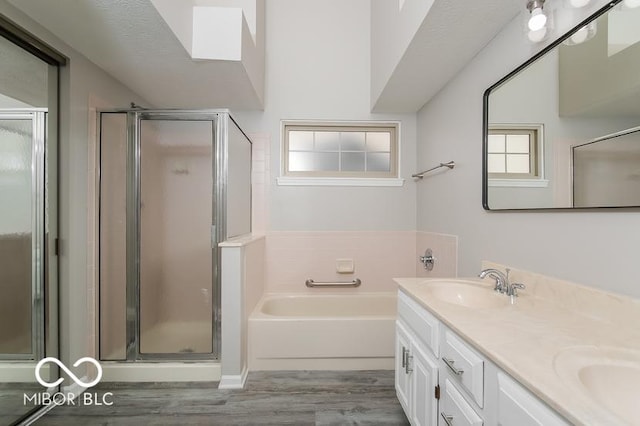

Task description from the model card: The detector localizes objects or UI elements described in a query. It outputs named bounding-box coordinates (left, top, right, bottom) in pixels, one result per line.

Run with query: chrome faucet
left=478, top=268, right=508, bottom=293
left=478, top=268, right=526, bottom=299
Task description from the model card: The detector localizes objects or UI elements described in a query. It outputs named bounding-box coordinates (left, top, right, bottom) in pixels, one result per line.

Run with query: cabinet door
left=395, top=321, right=412, bottom=415
left=410, top=343, right=439, bottom=426
left=497, top=373, right=569, bottom=426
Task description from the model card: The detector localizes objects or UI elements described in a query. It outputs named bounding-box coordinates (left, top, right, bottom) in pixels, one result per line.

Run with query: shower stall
left=99, top=110, right=251, bottom=363
left=0, top=110, right=46, bottom=362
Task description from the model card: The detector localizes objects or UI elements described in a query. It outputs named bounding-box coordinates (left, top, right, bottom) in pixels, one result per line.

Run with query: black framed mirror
left=483, top=0, right=640, bottom=210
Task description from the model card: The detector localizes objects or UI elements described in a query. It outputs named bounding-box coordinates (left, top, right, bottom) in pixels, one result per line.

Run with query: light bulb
left=564, top=21, right=597, bottom=45
left=528, top=7, right=547, bottom=31
left=528, top=27, right=547, bottom=42
left=569, top=0, right=590, bottom=7
left=623, top=0, right=640, bottom=8
left=569, top=26, right=589, bottom=44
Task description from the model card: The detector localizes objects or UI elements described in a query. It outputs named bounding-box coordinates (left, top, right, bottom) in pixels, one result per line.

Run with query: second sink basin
left=423, top=279, right=510, bottom=308
left=554, top=346, right=640, bottom=425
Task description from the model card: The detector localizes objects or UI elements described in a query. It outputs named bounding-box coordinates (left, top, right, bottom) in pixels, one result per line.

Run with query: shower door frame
left=100, top=110, right=227, bottom=362
left=0, top=110, right=46, bottom=362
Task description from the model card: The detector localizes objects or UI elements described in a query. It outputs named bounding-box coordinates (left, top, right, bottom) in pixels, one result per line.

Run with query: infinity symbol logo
left=35, top=357, right=103, bottom=388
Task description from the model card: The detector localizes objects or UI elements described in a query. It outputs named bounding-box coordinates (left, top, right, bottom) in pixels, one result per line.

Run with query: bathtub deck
left=35, top=370, right=409, bottom=425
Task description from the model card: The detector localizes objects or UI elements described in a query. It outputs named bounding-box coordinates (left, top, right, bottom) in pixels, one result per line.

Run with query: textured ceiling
left=372, top=0, right=522, bottom=112
left=9, top=0, right=263, bottom=110
left=10, top=0, right=523, bottom=113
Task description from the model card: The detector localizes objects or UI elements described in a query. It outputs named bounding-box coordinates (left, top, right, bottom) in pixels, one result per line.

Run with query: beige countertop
left=395, top=271, right=640, bottom=426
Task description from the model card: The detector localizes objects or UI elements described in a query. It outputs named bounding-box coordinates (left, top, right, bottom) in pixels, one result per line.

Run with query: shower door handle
left=211, top=225, right=217, bottom=248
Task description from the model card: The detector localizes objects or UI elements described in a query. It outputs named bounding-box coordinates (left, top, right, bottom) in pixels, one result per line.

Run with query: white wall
left=370, top=0, right=433, bottom=108
left=234, top=0, right=417, bottom=232
left=416, top=4, right=640, bottom=298
left=0, top=2, right=148, bottom=373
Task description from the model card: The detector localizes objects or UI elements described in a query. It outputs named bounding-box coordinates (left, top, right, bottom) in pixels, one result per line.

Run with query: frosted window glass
left=488, top=135, right=505, bottom=153
left=341, top=132, right=365, bottom=151
left=289, top=131, right=314, bottom=151
left=367, top=152, right=390, bottom=172
left=315, top=132, right=340, bottom=151
left=507, top=154, right=530, bottom=173
left=139, top=120, right=213, bottom=355
left=289, top=152, right=315, bottom=171
left=507, top=135, right=530, bottom=153
left=366, top=132, right=391, bottom=152
left=314, top=152, right=340, bottom=171
left=0, top=119, right=33, bottom=356
left=99, top=113, right=128, bottom=360
left=488, top=154, right=506, bottom=173
left=341, top=152, right=365, bottom=171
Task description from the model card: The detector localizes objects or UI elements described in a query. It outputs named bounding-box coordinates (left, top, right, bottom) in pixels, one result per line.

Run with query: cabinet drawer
left=440, top=378, right=483, bottom=426
left=398, top=290, right=439, bottom=357
left=497, top=372, right=569, bottom=426
left=441, top=330, right=484, bottom=407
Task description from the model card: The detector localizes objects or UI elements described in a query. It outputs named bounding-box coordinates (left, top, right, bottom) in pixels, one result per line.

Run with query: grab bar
left=412, top=161, right=455, bottom=179
left=305, top=278, right=362, bottom=288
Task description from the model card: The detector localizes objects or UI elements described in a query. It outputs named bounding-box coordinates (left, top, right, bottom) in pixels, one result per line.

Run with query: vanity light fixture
left=527, top=0, right=548, bottom=31
left=564, top=21, right=597, bottom=45
left=568, top=0, right=590, bottom=8
left=527, top=27, right=548, bottom=42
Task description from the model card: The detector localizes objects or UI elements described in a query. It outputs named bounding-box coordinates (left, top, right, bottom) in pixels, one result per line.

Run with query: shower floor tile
left=34, top=371, right=409, bottom=425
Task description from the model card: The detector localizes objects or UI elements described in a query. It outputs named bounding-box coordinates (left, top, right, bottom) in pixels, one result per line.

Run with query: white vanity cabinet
left=496, top=372, right=569, bottom=426
left=396, top=293, right=440, bottom=426
left=396, top=289, right=570, bottom=426
left=440, top=378, right=483, bottom=426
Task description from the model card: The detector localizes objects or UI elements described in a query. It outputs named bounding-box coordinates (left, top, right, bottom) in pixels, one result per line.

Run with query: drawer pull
left=442, top=357, right=464, bottom=376
left=440, top=412, right=454, bottom=426
left=402, top=347, right=408, bottom=368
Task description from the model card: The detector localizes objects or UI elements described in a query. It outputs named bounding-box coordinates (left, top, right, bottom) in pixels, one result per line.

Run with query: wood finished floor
left=0, top=383, right=42, bottom=425
left=34, top=371, right=409, bottom=425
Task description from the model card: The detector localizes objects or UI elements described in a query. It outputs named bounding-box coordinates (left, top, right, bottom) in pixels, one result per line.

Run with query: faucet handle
left=510, top=282, right=526, bottom=297
left=505, top=268, right=511, bottom=282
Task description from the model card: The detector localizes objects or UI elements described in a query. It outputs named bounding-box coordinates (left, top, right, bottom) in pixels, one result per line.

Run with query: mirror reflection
left=484, top=2, right=640, bottom=210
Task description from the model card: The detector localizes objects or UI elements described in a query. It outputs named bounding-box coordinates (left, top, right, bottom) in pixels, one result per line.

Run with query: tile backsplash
left=262, top=230, right=460, bottom=293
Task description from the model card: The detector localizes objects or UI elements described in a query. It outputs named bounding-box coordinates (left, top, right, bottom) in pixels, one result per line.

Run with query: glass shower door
left=138, top=118, right=214, bottom=356
left=0, top=112, right=44, bottom=360
left=99, top=112, right=219, bottom=361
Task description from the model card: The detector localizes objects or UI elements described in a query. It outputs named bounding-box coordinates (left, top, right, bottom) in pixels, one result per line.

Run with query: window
left=279, top=121, right=401, bottom=186
left=488, top=126, right=541, bottom=179
left=487, top=125, right=547, bottom=188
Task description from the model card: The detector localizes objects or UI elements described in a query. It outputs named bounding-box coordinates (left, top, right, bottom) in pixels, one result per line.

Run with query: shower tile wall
left=249, top=133, right=270, bottom=235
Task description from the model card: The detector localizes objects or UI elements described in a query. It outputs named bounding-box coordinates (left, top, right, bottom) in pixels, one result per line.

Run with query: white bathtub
left=248, top=293, right=397, bottom=370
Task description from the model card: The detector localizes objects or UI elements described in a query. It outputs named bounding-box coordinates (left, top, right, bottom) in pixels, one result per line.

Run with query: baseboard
left=101, top=362, right=221, bottom=382
left=250, top=357, right=394, bottom=371
left=61, top=375, right=89, bottom=400
left=218, top=366, right=248, bottom=389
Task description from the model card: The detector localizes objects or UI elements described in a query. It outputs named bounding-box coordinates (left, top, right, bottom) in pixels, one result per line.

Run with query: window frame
left=278, top=120, right=403, bottom=187
left=487, top=124, right=548, bottom=188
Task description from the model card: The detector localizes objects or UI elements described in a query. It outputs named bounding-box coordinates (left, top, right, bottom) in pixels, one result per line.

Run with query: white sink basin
left=423, top=279, right=510, bottom=308
left=554, top=346, right=640, bottom=425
